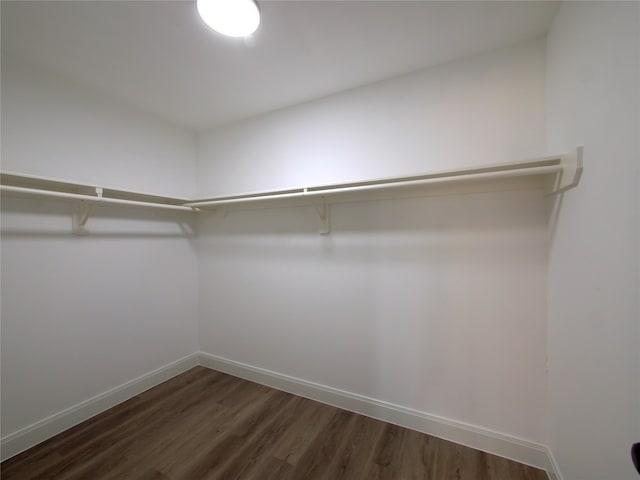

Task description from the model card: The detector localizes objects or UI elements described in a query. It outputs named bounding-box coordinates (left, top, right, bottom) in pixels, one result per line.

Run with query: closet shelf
left=0, top=172, right=194, bottom=212
left=186, top=147, right=583, bottom=209
left=0, top=148, right=582, bottom=234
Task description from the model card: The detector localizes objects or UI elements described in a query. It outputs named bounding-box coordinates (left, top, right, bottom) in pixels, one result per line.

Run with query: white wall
left=1, top=54, right=197, bottom=198
left=198, top=192, right=549, bottom=443
left=0, top=56, right=200, bottom=439
left=546, top=2, right=640, bottom=479
left=197, top=38, right=546, bottom=197
left=0, top=200, right=199, bottom=437
left=197, top=39, right=550, bottom=444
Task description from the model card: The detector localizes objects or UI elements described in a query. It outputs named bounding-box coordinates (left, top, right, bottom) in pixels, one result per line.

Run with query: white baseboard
left=544, top=447, right=564, bottom=480
left=199, top=352, right=557, bottom=479
left=0, top=352, right=200, bottom=462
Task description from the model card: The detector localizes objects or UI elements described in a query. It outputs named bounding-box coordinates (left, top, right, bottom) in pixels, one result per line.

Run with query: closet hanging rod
left=184, top=164, right=564, bottom=208
left=0, top=185, right=195, bottom=212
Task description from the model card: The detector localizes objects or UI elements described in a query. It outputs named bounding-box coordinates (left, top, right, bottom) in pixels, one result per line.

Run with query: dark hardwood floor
left=1, top=366, right=548, bottom=480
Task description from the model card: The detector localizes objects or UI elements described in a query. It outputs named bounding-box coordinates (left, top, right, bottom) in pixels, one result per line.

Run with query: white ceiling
left=1, top=1, right=559, bottom=131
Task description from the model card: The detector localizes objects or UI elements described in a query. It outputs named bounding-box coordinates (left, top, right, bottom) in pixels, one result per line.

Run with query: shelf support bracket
left=71, top=187, right=102, bottom=235
left=309, top=194, right=330, bottom=235
left=72, top=201, right=91, bottom=235
left=548, top=146, right=583, bottom=194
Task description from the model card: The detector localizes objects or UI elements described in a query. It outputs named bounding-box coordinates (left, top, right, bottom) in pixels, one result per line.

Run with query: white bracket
left=71, top=187, right=102, bottom=235
left=310, top=195, right=330, bottom=234
left=547, top=146, right=583, bottom=194
left=72, top=201, right=92, bottom=235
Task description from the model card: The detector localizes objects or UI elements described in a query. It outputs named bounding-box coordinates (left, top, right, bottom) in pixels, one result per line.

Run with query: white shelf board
left=187, top=148, right=582, bottom=211
left=0, top=171, right=194, bottom=211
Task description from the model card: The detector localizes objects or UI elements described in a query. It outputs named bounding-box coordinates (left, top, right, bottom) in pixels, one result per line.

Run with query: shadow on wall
left=545, top=180, right=567, bottom=246
left=195, top=190, right=549, bottom=268
left=0, top=195, right=197, bottom=239
left=197, top=188, right=549, bottom=235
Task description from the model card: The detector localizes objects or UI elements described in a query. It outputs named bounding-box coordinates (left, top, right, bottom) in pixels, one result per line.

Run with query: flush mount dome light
left=196, top=0, right=260, bottom=38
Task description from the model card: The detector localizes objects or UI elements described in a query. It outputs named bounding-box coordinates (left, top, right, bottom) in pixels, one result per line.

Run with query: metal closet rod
left=184, top=164, right=564, bottom=208
left=0, top=185, right=195, bottom=212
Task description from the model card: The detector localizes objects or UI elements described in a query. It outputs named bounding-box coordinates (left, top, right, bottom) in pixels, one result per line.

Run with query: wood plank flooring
left=1, top=366, right=548, bottom=480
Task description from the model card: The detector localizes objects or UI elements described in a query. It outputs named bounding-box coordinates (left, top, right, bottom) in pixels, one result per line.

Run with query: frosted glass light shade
left=196, top=0, right=260, bottom=38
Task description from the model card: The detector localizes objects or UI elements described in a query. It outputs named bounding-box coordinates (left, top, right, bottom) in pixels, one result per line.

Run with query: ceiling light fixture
left=196, top=0, right=260, bottom=38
